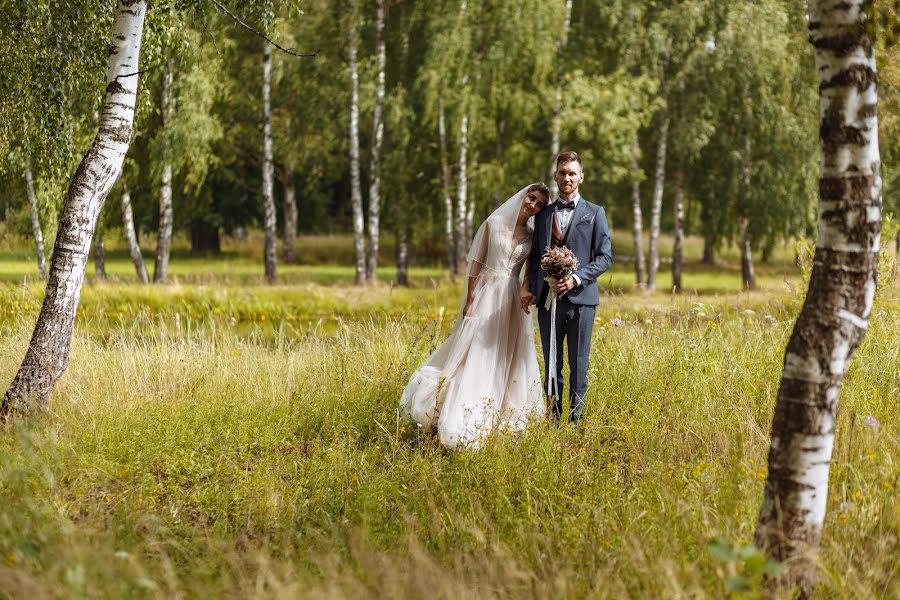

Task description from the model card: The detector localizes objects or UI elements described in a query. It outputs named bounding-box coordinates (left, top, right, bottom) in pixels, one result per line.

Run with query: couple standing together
left=401, top=151, right=613, bottom=449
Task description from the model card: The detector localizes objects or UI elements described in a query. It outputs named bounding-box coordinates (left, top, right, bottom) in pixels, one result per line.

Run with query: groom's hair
left=555, top=151, right=583, bottom=170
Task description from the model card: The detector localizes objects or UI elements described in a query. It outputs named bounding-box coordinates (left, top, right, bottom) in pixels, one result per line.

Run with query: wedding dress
left=401, top=186, right=544, bottom=449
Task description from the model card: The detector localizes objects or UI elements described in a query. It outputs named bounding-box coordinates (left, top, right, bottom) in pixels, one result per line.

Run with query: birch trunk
left=153, top=57, right=174, bottom=283
left=261, top=42, right=277, bottom=284
left=2, top=0, right=147, bottom=417
left=672, top=167, right=684, bottom=293
left=465, top=144, right=476, bottom=244
left=93, top=232, right=106, bottom=281
left=630, top=131, right=646, bottom=289
left=282, top=169, right=298, bottom=264
left=365, top=0, right=386, bottom=283
left=454, top=111, right=468, bottom=273
left=348, top=10, right=366, bottom=286
left=548, top=0, right=573, bottom=198
left=739, top=132, right=755, bottom=290
left=396, top=227, right=409, bottom=286
left=645, top=48, right=669, bottom=292
left=24, top=153, right=47, bottom=280
left=755, top=2, right=881, bottom=595
left=439, top=101, right=456, bottom=277
left=121, top=188, right=148, bottom=283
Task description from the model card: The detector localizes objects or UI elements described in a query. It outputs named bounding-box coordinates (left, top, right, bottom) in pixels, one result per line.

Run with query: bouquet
left=541, top=246, right=578, bottom=310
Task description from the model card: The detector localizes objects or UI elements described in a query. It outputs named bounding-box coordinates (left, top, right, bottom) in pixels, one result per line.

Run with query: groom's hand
left=553, top=277, right=576, bottom=296
left=519, top=288, right=535, bottom=314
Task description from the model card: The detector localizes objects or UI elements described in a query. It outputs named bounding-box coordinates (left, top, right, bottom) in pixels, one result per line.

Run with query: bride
left=401, top=183, right=550, bottom=449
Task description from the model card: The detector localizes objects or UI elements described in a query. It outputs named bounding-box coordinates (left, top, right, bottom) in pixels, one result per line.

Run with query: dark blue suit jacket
left=527, top=198, right=613, bottom=306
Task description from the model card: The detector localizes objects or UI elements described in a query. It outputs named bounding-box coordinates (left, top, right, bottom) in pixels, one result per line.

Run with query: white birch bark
left=630, top=130, right=646, bottom=289
left=348, top=9, right=366, bottom=286
left=455, top=110, right=468, bottom=271
left=261, top=42, right=277, bottom=284
left=121, top=188, right=148, bottom=283
left=439, top=100, right=456, bottom=276
left=93, top=232, right=106, bottom=281
left=2, top=0, right=147, bottom=416
left=646, top=48, right=669, bottom=292
left=755, top=2, right=881, bottom=595
left=549, top=0, right=573, bottom=198
left=739, top=132, right=755, bottom=290
left=672, top=167, right=684, bottom=293
left=282, top=169, right=298, bottom=264
left=24, top=153, right=47, bottom=280
left=365, top=0, right=386, bottom=283
left=396, top=228, right=409, bottom=286
left=153, top=56, right=174, bottom=283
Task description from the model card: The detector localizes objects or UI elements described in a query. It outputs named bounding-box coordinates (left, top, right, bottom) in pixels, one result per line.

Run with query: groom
left=523, top=151, right=612, bottom=423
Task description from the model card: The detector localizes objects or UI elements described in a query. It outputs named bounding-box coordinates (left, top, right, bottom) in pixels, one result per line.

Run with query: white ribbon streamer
left=544, top=277, right=559, bottom=401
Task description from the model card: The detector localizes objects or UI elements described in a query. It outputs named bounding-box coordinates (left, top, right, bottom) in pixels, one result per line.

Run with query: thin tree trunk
left=348, top=8, right=366, bottom=286
left=455, top=110, right=468, bottom=272
left=24, top=153, right=47, bottom=280
left=282, top=169, right=298, bottom=264
left=2, top=0, right=147, bottom=417
left=549, top=0, right=573, bottom=198
left=121, top=188, right=148, bottom=283
left=439, top=100, right=456, bottom=277
left=365, top=0, right=386, bottom=283
left=466, top=144, right=476, bottom=244
left=672, top=166, right=684, bottom=293
left=702, top=234, right=715, bottom=264
left=739, top=133, right=755, bottom=290
left=261, top=42, right=277, bottom=284
left=630, top=131, right=646, bottom=289
left=396, top=227, right=409, bottom=286
left=645, top=48, right=669, bottom=292
left=755, top=3, right=881, bottom=595
left=93, top=232, right=106, bottom=281
left=153, top=56, right=174, bottom=283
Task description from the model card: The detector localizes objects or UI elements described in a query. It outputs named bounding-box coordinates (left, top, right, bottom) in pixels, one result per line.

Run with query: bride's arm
left=463, top=220, right=490, bottom=316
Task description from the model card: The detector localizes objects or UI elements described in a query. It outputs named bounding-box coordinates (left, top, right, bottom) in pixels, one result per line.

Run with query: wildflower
left=865, top=415, right=880, bottom=428
left=688, top=341, right=699, bottom=349
left=610, top=318, right=625, bottom=327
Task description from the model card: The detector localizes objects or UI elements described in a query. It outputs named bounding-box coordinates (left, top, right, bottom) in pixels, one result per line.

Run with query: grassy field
left=0, top=235, right=898, bottom=598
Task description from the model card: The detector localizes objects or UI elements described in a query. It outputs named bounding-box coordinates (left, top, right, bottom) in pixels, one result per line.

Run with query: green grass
left=0, top=237, right=897, bottom=598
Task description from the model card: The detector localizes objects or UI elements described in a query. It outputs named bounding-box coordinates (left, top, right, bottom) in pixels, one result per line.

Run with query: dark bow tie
left=557, top=200, right=576, bottom=210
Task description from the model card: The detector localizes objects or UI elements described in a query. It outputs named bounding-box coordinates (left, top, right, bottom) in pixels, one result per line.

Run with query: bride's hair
left=527, top=182, right=550, bottom=201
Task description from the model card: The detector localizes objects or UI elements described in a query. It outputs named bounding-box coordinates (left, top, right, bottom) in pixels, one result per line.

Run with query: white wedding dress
left=401, top=189, right=544, bottom=449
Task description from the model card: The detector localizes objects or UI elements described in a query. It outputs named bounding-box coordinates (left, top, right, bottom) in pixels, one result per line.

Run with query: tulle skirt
left=401, top=270, right=543, bottom=449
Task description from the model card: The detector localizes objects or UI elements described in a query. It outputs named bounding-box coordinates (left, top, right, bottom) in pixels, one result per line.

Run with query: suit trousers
left=537, top=296, right=595, bottom=422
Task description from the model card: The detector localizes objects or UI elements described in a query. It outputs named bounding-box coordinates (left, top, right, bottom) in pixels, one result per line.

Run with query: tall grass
left=0, top=273, right=897, bottom=597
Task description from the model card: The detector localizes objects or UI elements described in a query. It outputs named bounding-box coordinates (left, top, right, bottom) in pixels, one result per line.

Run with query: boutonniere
left=579, top=214, right=593, bottom=225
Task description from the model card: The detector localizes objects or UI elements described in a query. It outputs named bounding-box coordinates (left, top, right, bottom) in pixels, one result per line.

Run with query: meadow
left=0, top=234, right=897, bottom=598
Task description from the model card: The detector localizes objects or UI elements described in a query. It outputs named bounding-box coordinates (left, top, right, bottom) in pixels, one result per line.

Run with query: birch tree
left=548, top=0, right=573, bottom=199
left=261, top=41, right=277, bottom=284
left=2, top=0, right=148, bottom=417
left=755, top=2, right=881, bottom=595
left=365, top=0, right=387, bottom=283
left=23, top=152, right=47, bottom=280
left=153, top=57, right=175, bottom=283
left=120, top=187, right=149, bottom=283
left=348, top=4, right=366, bottom=285
left=438, top=100, right=456, bottom=276
left=645, top=46, right=669, bottom=292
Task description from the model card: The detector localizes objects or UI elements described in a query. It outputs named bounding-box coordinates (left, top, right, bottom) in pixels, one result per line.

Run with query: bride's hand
left=463, top=296, right=474, bottom=316
left=519, top=288, right=535, bottom=314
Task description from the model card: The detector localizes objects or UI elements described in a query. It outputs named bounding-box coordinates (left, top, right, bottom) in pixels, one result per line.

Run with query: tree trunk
left=549, top=0, right=573, bottom=198
left=281, top=169, right=298, bottom=263
left=2, top=0, right=147, bottom=417
left=24, top=153, right=47, bottom=280
left=702, top=234, right=715, bottom=264
left=348, top=10, right=366, bottom=286
left=645, top=48, right=669, bottom=292
left=439, top=100, right=456, bottom=277
left=261, top=42, right=277, bottom=284
left=739, top=132, right=755, bottom=290
left=365, top=0, right=386, bottom=283
left=396, top=227, right=409, bottom=286
left=755, top=3, right=881, bottom=596
left=630, top=130, right=646, bottom=289
left=153, top=56, right=174, bottom=283
left=672, top=167, right=684, bottom=293
left=466, top=144, right=476, bottom=245
left=455, top=110, right=468, bottom=273
left=93, top=232, right=106, bottom=281
left=121, top=188, right=148, bottom=283
left=190, top=220, right=221, bottom=254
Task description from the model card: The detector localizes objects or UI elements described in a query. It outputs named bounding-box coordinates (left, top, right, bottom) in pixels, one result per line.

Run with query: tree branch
left=210, top=0, right=318, bottom=57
